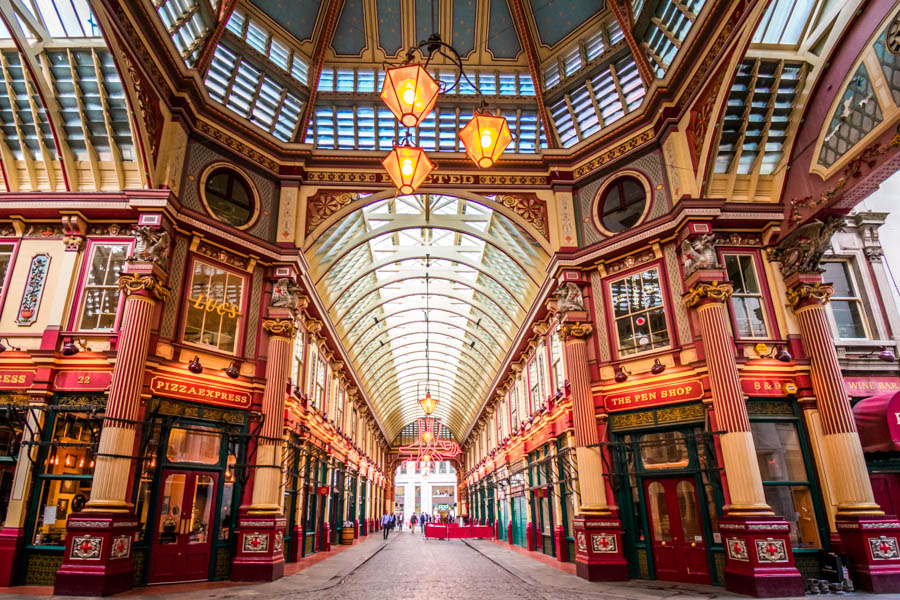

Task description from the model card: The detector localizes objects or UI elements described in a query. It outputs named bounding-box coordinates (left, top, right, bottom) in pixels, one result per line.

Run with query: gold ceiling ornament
left=558, top=322, right=593, bottom=341
left=683, top=280, right=734, bottom=309
left=117, top=273, right=170, bottom=301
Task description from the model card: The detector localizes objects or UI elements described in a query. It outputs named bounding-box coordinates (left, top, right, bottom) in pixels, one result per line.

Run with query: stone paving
left=3, top=531, right=900, bottom=599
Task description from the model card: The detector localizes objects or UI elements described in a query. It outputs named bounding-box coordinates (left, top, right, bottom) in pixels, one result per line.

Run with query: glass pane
left=763, top=485, right=821, bottom=548
left=738, top=255, right=759, bottom=293
left=725, top=255, right=744, bottom=293
left=752, top=422, right=807, bottom=481
left=32, top=477, right=91, bottom=545
left=189, top=475, right=214, bottom=544
left=831, top=300, right=867, bottom=338
left=640, top=431, right=689, bottom=469
left=159, top=473, right=187, bottom=544
left=166, top=427, right=221, bottom=465
left=677, top=480, right=703, bottom=541
left=646, top=481, right=672, bottom=541
left=822, top=262, right=854, bottom=298
left=219, top=480, right=235, bottom=540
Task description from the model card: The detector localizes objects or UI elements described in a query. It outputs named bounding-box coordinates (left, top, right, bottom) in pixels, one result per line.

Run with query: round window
left=203, top=168, right=254, bottom=227
left=598, top=175, right=647, bottom=233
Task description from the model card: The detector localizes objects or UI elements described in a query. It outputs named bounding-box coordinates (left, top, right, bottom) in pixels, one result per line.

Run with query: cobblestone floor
left=3, top=531, right=900, bottom=599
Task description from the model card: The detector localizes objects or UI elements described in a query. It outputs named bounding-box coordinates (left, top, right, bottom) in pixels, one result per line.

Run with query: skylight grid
left=205, top=44, right=303, bottom=142
left=542, top=17, right=622, bottom=92
left=0, top=51, right=58, bottom=161
left=751, top=0, right=814, bottom=45
left=156, top=0, right=212, bottom=66
left=225, top=10, right=310, bottom=86
left=27, top=0, right=99, bottom=38
left=641, top=0, right=706, bottom=77
left=318, top=66, right=535, bottom=96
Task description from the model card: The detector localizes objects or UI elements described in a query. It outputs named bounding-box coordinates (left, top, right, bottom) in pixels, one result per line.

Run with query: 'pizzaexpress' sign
left=150, top=375, right=252, bottom=409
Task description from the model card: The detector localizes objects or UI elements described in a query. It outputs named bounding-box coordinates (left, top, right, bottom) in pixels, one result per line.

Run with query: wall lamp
left=860, top=347, right=897, bottom=363
left=225, top=361, right=240, bottom=379
left=758, top=344, right=793, bottom=363
left=62, top=339, right=86, bottom=356
left=0, top=338, right=21, bottom=353
left=650, top=359, right=666, bottom=375
left=614, top=366, right=629, bottom=383
left=188, top=355, right=203, bottom=374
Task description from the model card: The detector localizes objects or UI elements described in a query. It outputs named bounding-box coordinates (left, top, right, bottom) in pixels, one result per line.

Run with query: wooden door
left=148, top=470, right=218, bottom=584
left=643, top=477, right=710, bottom=584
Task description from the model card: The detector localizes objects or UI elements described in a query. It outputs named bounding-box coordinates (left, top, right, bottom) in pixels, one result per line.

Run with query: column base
left=322, top=522, right=331, bottom=552
left=53, top=512, right=138, bottom=596
left=573, top=514, right=628, bottom=581
left=554, top=525, right=568, bottom=563
left=719, top=515, right=804, bottom=597
left=353, top=519, right=359, bottom=539
left=360, top=519, right=367, bottom=537
left=836, top=514, right=900, bottom=593
left=287, top=525, right=303, bottom=562
left=0, top=527, right=26, bottom=586
left=230, top=512, right=286, bottom=582
left=507, top=521, right=513, bottom=545
left=526, top=521, right=535, bottom=551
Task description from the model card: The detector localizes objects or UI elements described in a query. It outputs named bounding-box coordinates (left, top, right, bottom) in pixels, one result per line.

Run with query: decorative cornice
left=683, top=281, right=733, bottom=309
left=558, top=322, right=593, bottom=340
left=305, top=318, right=323, bottom=335
left=786, top=282, right=834, bottom=311
left=117, top=274, right=169, bottom=301
left=262, top=318, right=297, bottom=338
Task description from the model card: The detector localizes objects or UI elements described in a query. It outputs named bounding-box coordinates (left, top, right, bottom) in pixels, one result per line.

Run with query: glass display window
left=0, top=242, right=16, bottom=298
left=166, top=426, right=222, bottom=465
left=202, top=167, right=256, bottom=228
left=723, top=253, right=769, bottom=339
left=183, top=259, right=246, bottom=353
left=77, top=242, right=129, bottom=330
left=822, top=260, right=870, bottom=340
left=609, top=266, right=670, bottom=356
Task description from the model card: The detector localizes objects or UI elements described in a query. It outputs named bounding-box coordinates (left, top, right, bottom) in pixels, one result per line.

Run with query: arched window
left=203, top=167, right=254, bottom=227
left=598, top=175, right=646, bottom=233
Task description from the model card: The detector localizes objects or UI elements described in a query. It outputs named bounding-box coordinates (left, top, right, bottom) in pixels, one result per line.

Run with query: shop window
left=598, top=176, right=647, bottom=233
left=550, top=327, right=565, bottom=391
left=184, top=260, right=245, bottom=353
left=610, top=267, right=669, bottom=356
left=308, top=350, right=326, bottom=410
left=822, top=260, right=869, bottom=339
left=202, top=167, right=255, bottom=228
left=335, top=385, right=344, bottom=430
left=31, top=407, right=99, bottom=547
left=723, top=254, right=769, bottom=338
left=78, top=243, right=128, bottom=330
left=166, top=427, right=222, bottom=465
left=291, top=329, right=305, bottom=388
left=509, top=382, right=519, bottom=430
left=639, top=430, right=689, bottom=469
left=751, top=421, right=821, bottom=548
left=0, top=243, right=14, bottom=295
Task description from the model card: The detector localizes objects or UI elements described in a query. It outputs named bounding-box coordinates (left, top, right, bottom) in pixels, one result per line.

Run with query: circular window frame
left=199, top=162, right=260, bottom=230
left=591, top=170, right=653, bottom=237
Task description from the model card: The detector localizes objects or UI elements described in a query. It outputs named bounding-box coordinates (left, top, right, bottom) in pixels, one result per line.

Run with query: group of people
left=381, top=511, right=455, bottom=537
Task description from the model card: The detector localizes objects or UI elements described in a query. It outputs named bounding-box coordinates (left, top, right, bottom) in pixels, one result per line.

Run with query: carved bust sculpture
left=271, top=277, right=303, bottom=309
left=129, top=226, right=171, bottom=267
left=772, top=218, right=843, bottom=277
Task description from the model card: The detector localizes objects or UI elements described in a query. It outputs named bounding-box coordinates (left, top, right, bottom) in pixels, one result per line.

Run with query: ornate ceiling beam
left=608, top=0, right=655, bottom=86
left=294, top=0, right=343, bottom=143
left=194, top=0, right=239, bottom=77
left=507, top=0, right=556, bottom=149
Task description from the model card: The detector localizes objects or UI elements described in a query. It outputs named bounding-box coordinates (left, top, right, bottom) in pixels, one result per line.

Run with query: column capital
left=683, top=280, right=733, bottom=309
left=263, top=318, right=297, bottom=338
left=786, top=281, right=834, bottom=311
left=558, top=322, right=593, bottom=340
left=117, top=273, right=169, bottom=301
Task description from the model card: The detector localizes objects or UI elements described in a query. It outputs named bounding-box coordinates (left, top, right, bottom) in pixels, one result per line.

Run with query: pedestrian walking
left=397, top=513, right=403, bottom=531
left=410, top=513, right=418, bottom=533
left=382, top=512, right=392, bottom=539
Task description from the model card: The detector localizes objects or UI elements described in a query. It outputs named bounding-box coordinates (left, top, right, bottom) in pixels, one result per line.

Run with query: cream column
left=87, top=273, right=168, bottom=510
left=684, top=280, right=771, bottom=515
left=248, top=318, right=295, bottom=513
left=558, top=322, right=610, bottom=514
left=786, top=277, right=880, bottom=515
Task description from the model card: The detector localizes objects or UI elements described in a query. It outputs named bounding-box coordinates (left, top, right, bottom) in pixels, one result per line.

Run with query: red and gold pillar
left=787, top=273, right=900, bottom=592
left=231, top=314, right=295, bottom=581
left=684, top=272, right=802, bottom=596
left=560, top=313, right=627, bottom=581
left=55, top=267, right=169, bottom=596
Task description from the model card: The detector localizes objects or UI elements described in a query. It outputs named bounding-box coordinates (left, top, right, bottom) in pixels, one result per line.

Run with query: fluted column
left=684, top=280, right=770, bottom=515
left=559, top=322, right=609, bottom=513
left=88, top=274, right=168, bottom=510
left=786, top=277, right=879, bottom=515
left=249, top=318, right=295, bottom=513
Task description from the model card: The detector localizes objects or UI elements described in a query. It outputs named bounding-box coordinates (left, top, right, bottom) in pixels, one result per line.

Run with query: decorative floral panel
left=70, top=535, right=102, bottom=560
left=17, top=254, right=50, bottom=325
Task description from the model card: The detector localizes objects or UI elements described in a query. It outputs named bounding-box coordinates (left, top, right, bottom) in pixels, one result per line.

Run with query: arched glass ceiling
left=308, top=194, right=550, bottom=441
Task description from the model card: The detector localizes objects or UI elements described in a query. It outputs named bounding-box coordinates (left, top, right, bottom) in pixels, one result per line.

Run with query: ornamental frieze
left=683, top=281, right=734, bottom=308
left=573, top=129, right=655, bottom=179
left=306, top=191, right=357, bottom=234
left=491, top=194, right=548, bottom=238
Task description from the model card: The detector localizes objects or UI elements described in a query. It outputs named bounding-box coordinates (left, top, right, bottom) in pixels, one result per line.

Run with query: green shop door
left=497, top=501, right=507, bottom=541
left=511, top=496, right=527, bottom=548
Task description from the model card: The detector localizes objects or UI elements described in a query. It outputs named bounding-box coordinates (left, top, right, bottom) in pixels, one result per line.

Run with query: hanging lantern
left=380, top=64, right=441, bottom=127
left=382, top=143, right=434, bottom=194
left=458, top=111, right=512, bottom=168
left=419, top=390, right=437, bottom=415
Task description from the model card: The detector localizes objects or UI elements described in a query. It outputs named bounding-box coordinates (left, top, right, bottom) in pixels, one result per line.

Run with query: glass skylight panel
left=156, top=0, right=211, bottom=66
left=519, top=74, right=535, bottom=95
left=478, top=73, right=497, bottom=95
left=33, top=0, right=97, bottom=38
left=498, top=74, right=517, bottom=95
left=226, top=9, right=244, bottom=35
left=0, top=51, right=57, bottom=160
left=616, top=57, right=646, bottom=110
left=607, top=20, right=624, bottom=45
left=563, top=47, right=583, bottom=77
left=585, top=29, right=606, bottom=61
left=246, top=20, right=269, bottom=55
left=318, top=68, right=335, bottom=91
left=752, top=0, right=813, bottom=45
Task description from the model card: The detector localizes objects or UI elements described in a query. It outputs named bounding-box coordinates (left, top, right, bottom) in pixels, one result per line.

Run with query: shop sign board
left=740, top=376, right=797, bottom=397
left=54, top=370, right=112, bottom=391
left=603, top=379, right=703, bottom=411
left=889, top=393, right=900, bottom=444
left=844, top=376, right=900, bottom=397
left=149, top=374, right=252, bottom=409
left=0, top=370, right=35, bottom=389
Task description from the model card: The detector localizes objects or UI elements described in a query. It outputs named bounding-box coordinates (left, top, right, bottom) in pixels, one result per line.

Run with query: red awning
left=853, top=391, right=900, bottom=453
